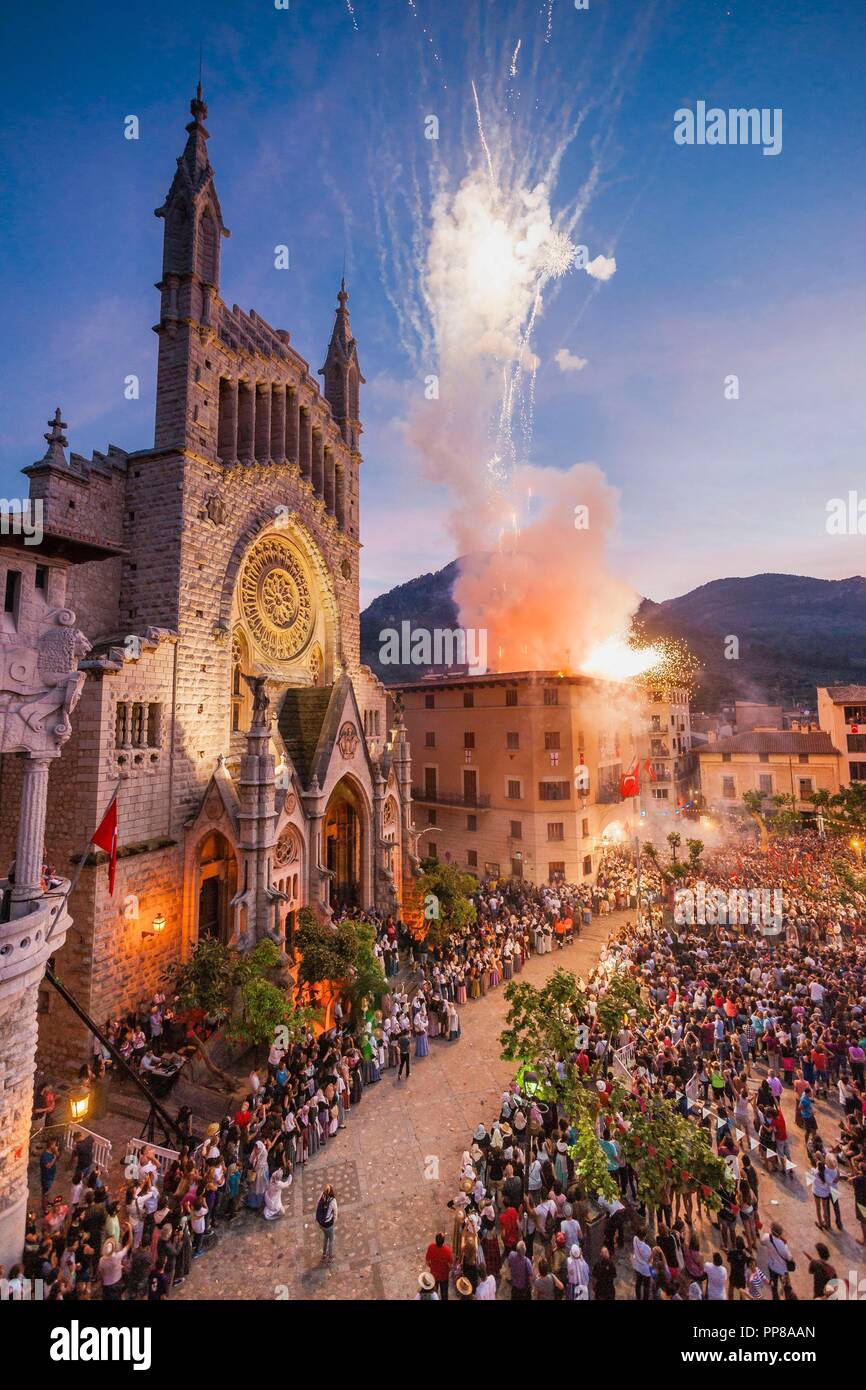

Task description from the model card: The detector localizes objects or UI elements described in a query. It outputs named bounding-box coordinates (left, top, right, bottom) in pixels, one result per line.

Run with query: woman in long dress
left=415, top=1010, right=429, bottom=1058
left=263, top=1166, right=292, bottom=1221
left=246, top=1140, right=269, bottom=1211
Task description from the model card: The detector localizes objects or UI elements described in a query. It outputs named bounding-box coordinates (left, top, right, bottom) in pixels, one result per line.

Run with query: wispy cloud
left=553, top=346, right=588, bottom=373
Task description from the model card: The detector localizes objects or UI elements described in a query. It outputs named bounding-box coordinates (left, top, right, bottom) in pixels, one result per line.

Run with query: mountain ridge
left=360, top=564, right=866, bottom=708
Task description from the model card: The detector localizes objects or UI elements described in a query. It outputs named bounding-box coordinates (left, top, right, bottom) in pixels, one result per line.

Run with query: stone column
left=334, top=457, right=347, bottom=529
left=323, top=447, right=336, bottom=515
left=10, top=755, right=53, bottom=918
left=217, top=378, right=238, bottom=463
left=237, top=381, right=255, bottom=463
left=299, top=406, right=312, bottom=481
left=311, top=429, right=324, bottom=497
left=254, top=383, right=271, bottom=463
left=286, top=386, right=300, bottom=465
left=237, top=707, right=278, bottom=942
left=0, top=978, right=41, bottom=1274
left=270, top=384, right=286, bottom=463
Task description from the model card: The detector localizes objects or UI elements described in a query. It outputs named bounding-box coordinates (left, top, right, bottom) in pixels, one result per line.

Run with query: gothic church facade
left=0, top=88, right=414, bottom=1069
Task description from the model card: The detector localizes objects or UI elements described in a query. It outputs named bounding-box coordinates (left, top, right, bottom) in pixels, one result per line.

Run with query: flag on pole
left=91, top=791, right=119, bottom=895
left=643, top=758, right=657, bottom=782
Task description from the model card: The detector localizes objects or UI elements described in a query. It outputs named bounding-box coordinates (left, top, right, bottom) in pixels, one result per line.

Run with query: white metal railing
left=64, top=1123, right=112, bottom=1168
left=31, top=1122, right=113, bottom=1169
left=612, top=1042, right=636, bottom=1082
left=123, top=1137, right=179, bottom=1178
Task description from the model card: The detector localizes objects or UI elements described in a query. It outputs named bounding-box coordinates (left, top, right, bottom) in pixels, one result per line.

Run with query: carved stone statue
left=0, top=610, right=91, bottom=754
left=242, top=673, right=271, bottom=726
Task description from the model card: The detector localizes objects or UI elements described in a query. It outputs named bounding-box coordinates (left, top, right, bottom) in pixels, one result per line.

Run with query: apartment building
left=817, top=685, right=866, bottom=786
left=399, top=671, right=647, bottom=884
left=646, top=684, right=696, bottom=808
left=697, top=730, right=843, bottom=815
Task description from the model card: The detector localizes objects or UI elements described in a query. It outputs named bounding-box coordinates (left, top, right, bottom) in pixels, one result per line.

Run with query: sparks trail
left=471, top=79, right=497, bottom=188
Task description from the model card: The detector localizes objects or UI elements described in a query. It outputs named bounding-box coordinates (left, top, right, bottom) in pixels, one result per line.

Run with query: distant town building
left=734, top=700, right=784, bottom=732
left=817, top=686, right=866, bottom=786
left=399, top=671, right=648, bottom=884
left=646, top=685, right=696, bottom=808
left=697, top=730, right=843, bottom=816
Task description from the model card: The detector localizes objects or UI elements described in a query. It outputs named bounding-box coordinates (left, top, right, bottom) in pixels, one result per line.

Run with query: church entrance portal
left=323, top=779, right=364, bottom=911
left=196, top=831, right=237, bottom=944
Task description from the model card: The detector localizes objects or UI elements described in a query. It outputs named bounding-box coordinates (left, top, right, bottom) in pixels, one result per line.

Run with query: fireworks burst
left=539, top=229, right=578, bottom=279
left=629, top=631, right=702, bottom=697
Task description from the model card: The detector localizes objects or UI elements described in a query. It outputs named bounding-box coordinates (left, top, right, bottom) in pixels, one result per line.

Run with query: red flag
left=619, top=761, right=640, bottom=798
left=91, top=793, right=118, bottom=895
left=643, top=758, right=657, bottom=783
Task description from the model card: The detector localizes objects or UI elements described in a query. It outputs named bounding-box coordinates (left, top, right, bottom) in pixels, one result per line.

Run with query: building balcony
left=0, top=880, right=71, bottom=1001
left=596, top=786, right=622, bottom=804
left=412, top=787, right=492, bottom=809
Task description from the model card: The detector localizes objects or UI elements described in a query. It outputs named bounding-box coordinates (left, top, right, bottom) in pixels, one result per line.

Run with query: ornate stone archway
left=322, top=776, right=369, bottom=912
left=195, top=830, right=237, bottom=945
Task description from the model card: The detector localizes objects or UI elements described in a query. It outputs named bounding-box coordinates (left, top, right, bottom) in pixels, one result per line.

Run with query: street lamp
left=141, top=912, right=166, bottom=940
left=69, top=1086, right=90, bottom=1123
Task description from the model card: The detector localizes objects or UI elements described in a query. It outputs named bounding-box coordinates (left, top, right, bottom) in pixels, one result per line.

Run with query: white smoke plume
left=372, top=3, right=654, bottom=677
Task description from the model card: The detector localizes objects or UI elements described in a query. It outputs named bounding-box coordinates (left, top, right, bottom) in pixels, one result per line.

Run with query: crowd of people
left=419, top=837, right=866, bottom=1300
left=9, top=984, right=399, bottom=1299
left=11, top=826, right=866, bottom=1302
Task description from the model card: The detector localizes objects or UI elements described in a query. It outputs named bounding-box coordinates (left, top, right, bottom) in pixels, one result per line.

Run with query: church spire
left=154, top=86, right=229, bottom=294
left=319, top=277, right=365, bottom=450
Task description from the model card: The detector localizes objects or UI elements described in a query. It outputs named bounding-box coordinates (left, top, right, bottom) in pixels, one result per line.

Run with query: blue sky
left=1, top=0, right=864, bottom=607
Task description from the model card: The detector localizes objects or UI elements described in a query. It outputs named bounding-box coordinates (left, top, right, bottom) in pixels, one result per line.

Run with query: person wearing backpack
left=316, top=1184, right=338, bottom=1263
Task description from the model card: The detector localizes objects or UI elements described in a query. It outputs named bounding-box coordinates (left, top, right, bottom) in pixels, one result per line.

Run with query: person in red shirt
left=499, top=1204, right=520, bottom=1252
left=234, top=1100, right=253, bottom=1130
left=771, top=1108, right=791, bottom=1175
left=425, top=1232, right=453, bottom=1299
left=811, top=1045, right=829, bottom=1098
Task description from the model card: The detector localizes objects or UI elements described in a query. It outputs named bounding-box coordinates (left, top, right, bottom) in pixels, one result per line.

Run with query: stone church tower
left=0, top=88, right=414, bottom=1072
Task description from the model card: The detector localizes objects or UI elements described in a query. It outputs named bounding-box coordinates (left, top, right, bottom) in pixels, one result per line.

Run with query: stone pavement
left=167, top=911, right=866, bottom=1301
left=174, top=913, right=617, bottom=1301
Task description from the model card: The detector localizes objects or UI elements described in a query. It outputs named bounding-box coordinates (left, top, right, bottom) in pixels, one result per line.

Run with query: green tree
left=500, top=968, right=587, bottom=1101
left=595, top=971, right=647, bottom=1041
left=417, top=861, right=477, bottom=946
left=569, top=1114, right=619, bottom=1203
left=685, top=837, right=704, bottom=871
left=771, top=793, right=801, bottom=833
left=226, top=977, right=315, bottom=1053
left=619, top=1098, right=733, bottom=1214
left=826, top=783, right=866, bottom=832
left=295, top=912, right=386, bottom=1021
left=166, top=938, right=237, bottom=1020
